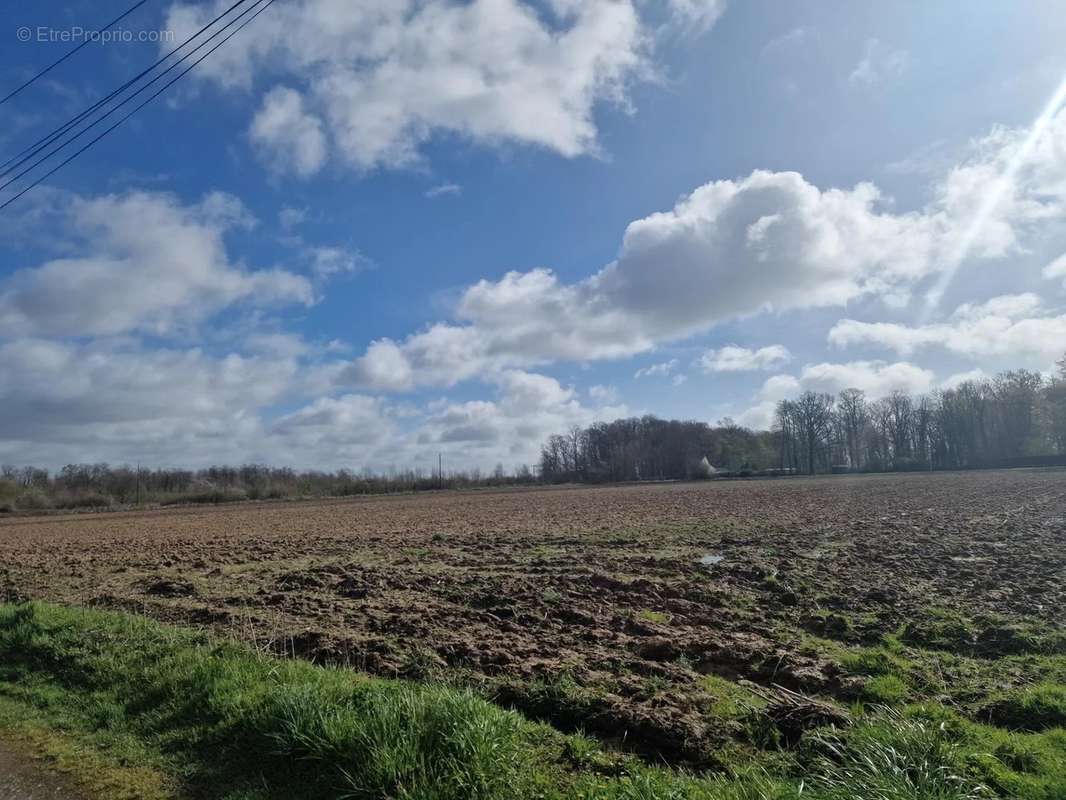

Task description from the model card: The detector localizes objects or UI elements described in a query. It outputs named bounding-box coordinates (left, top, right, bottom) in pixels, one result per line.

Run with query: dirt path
left=0, top=743, right=85, bottom=800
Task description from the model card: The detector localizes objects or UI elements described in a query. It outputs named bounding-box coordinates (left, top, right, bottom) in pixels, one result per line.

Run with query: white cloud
left=849, top=38, right=908, bottom=86
left=168, top=0, right=647, bottom=172
left=940, top=368, right=988, bottom=390
left=735, top=402, right=777, bottom=430
left=250, top=86, right=328, bottom=177
left=634, top=358, right=678, bottom=378
left=306, top=246, right=371, bottom=279
left=318, top=99, right=1066, bottom=393
left=662, top=0, right=726, bottom=33
left=244, top=332, right=312, bottom=359
left=885, top=139, right=953, bottom=177
left=671, top=373, right=688, bottom=386
left=0, top=333, right=623, bottom=472
left=756, top=373, right=801, bottom=402
left=1044, top=253, right=1066, bottom=283
left=699, top=344, right=791, bottom=372
left=271, top=394, right=391, bottom=448
left=795, top=360, right=936, bottom=398
left=762, top=26, right=811, bottom=55
left=335, top=169, right=945, bottom=390
left=278, top=205, right=308, bottom=231
left=414, top=370, right=627, bottom=463
left=588, top=384, right=619, bottom=403
left=425, top=183, right=462, bottom=199
left=0, top=190, right=313, bottom=338
left=0, top=339, right=297, bottom=452
left=829, top=293, right=1066, bottom=362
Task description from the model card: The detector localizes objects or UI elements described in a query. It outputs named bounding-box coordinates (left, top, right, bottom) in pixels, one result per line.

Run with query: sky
left=2, top=0, right=1066, bottom=473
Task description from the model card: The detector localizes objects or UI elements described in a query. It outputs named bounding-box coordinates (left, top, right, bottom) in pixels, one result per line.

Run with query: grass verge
left=0, top=602, right=1062, bottom=799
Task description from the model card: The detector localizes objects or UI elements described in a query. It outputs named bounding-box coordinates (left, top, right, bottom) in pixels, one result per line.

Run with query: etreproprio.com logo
left=17, top=26, right=175, bottom=44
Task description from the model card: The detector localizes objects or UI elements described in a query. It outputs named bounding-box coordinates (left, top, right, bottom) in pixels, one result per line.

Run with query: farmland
left=3, top=470, right=1064, bottom=766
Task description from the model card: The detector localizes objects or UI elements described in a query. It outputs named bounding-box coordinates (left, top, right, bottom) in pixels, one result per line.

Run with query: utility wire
left=0, top=0, right=264, bottom=195
left=1, top=0, right=155, bottom=107
left=0, top=0, right=254, bottom=180
left=0, top=0, right=278, bottom=212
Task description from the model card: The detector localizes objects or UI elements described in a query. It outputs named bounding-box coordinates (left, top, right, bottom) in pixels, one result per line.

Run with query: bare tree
left=836, top=388, right=868, bottom=469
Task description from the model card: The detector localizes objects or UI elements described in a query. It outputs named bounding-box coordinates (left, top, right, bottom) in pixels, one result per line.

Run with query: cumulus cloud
left=792, top=360, right=936, bottom=398
left=699, top=344, right=791, bottom=372
left=0, top=190, right=313, bottom=338
left=413, top=370, right=627, bottom=463
left=334, top=168, right=947, bottom=390
left=249, top=86, right=328, bottom=176
left=167, top=0, right=647, bottom=172
left=588, top=384, right=619, bottom=403
left=1045, top=253, right=1066, bottom=283
left=0, top=331, right=621, bottom=472
left=940, top=368, right=989, bottom=390
left=829, top=293, right=1066, bottom=362
left=271, top=394, right=391, bottom=446
left=335, top=100, right=1066, bottom=393
left=0, top=339, right=297, bottom=454
left=634, top=359, right=678, bottom=378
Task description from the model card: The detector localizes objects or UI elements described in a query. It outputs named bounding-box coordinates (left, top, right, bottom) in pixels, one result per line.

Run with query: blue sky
left=2, top=0, right=1066, bottom=472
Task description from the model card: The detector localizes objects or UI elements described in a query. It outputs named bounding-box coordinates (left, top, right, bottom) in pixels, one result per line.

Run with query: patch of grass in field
left=634, top=609, right=672, bottom=625
left=1, top=602, right=1063, bottom=800
left=899, top=704, right=1066, bottom=800
left=698, top=674, right=763, bottom=720
left=900, top=607, right=1066, bottom=659
left=0, top=700, right=173, bottom=799
left=860, top=674, right=910, bottom=705
left=981, top=682, right=1066, bottom=731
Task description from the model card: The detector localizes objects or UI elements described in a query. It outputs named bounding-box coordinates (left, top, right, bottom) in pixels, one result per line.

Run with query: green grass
left=634, top=609, right=672, bottom=625
left=861, top=674, right=911, bottom=705
left=981, top=683, right=1066, bottom=732
left=0, top=602, right=1062, bottom=799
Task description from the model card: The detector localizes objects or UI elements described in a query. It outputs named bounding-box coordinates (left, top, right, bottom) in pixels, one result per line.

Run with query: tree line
left=541, top=356, right=1066, bottom=481
left=775, top=360, right=1066, bottom=474
left=0, top=462, right=537, bottom=513
left=4, top=358, right=1064, bottom=511
left=539, top=416, right=778, bottom=482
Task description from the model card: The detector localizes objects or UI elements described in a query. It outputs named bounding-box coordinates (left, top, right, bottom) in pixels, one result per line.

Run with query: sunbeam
left=922, top=73, right=1066, bottom=319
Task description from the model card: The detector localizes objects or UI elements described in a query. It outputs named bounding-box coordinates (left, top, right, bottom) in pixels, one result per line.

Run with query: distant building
left=697, top=457, right=719, bottom=478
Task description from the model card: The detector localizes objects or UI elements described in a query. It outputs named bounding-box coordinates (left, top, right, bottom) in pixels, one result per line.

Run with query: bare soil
left=2, top=470, right=1063, bottom=765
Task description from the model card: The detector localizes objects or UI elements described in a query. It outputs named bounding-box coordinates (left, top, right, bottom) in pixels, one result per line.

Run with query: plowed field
left=2, top=470, right=1064, bottom=765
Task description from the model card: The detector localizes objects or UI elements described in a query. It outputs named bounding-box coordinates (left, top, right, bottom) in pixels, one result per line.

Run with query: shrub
left=13, top=487, right=52, bottom=510
left=54, top=493, right=113, bottom=510
left=160, top=487, right=248, bottom=506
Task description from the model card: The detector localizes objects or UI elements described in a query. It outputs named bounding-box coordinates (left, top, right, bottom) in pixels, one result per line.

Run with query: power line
left=0, top=0, right=254, bottom=180
left=1, top=0, right=156, bottom=107
left=0, top=0, right=278, bottom=212
left=0, top=0, right=266, bottom=196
